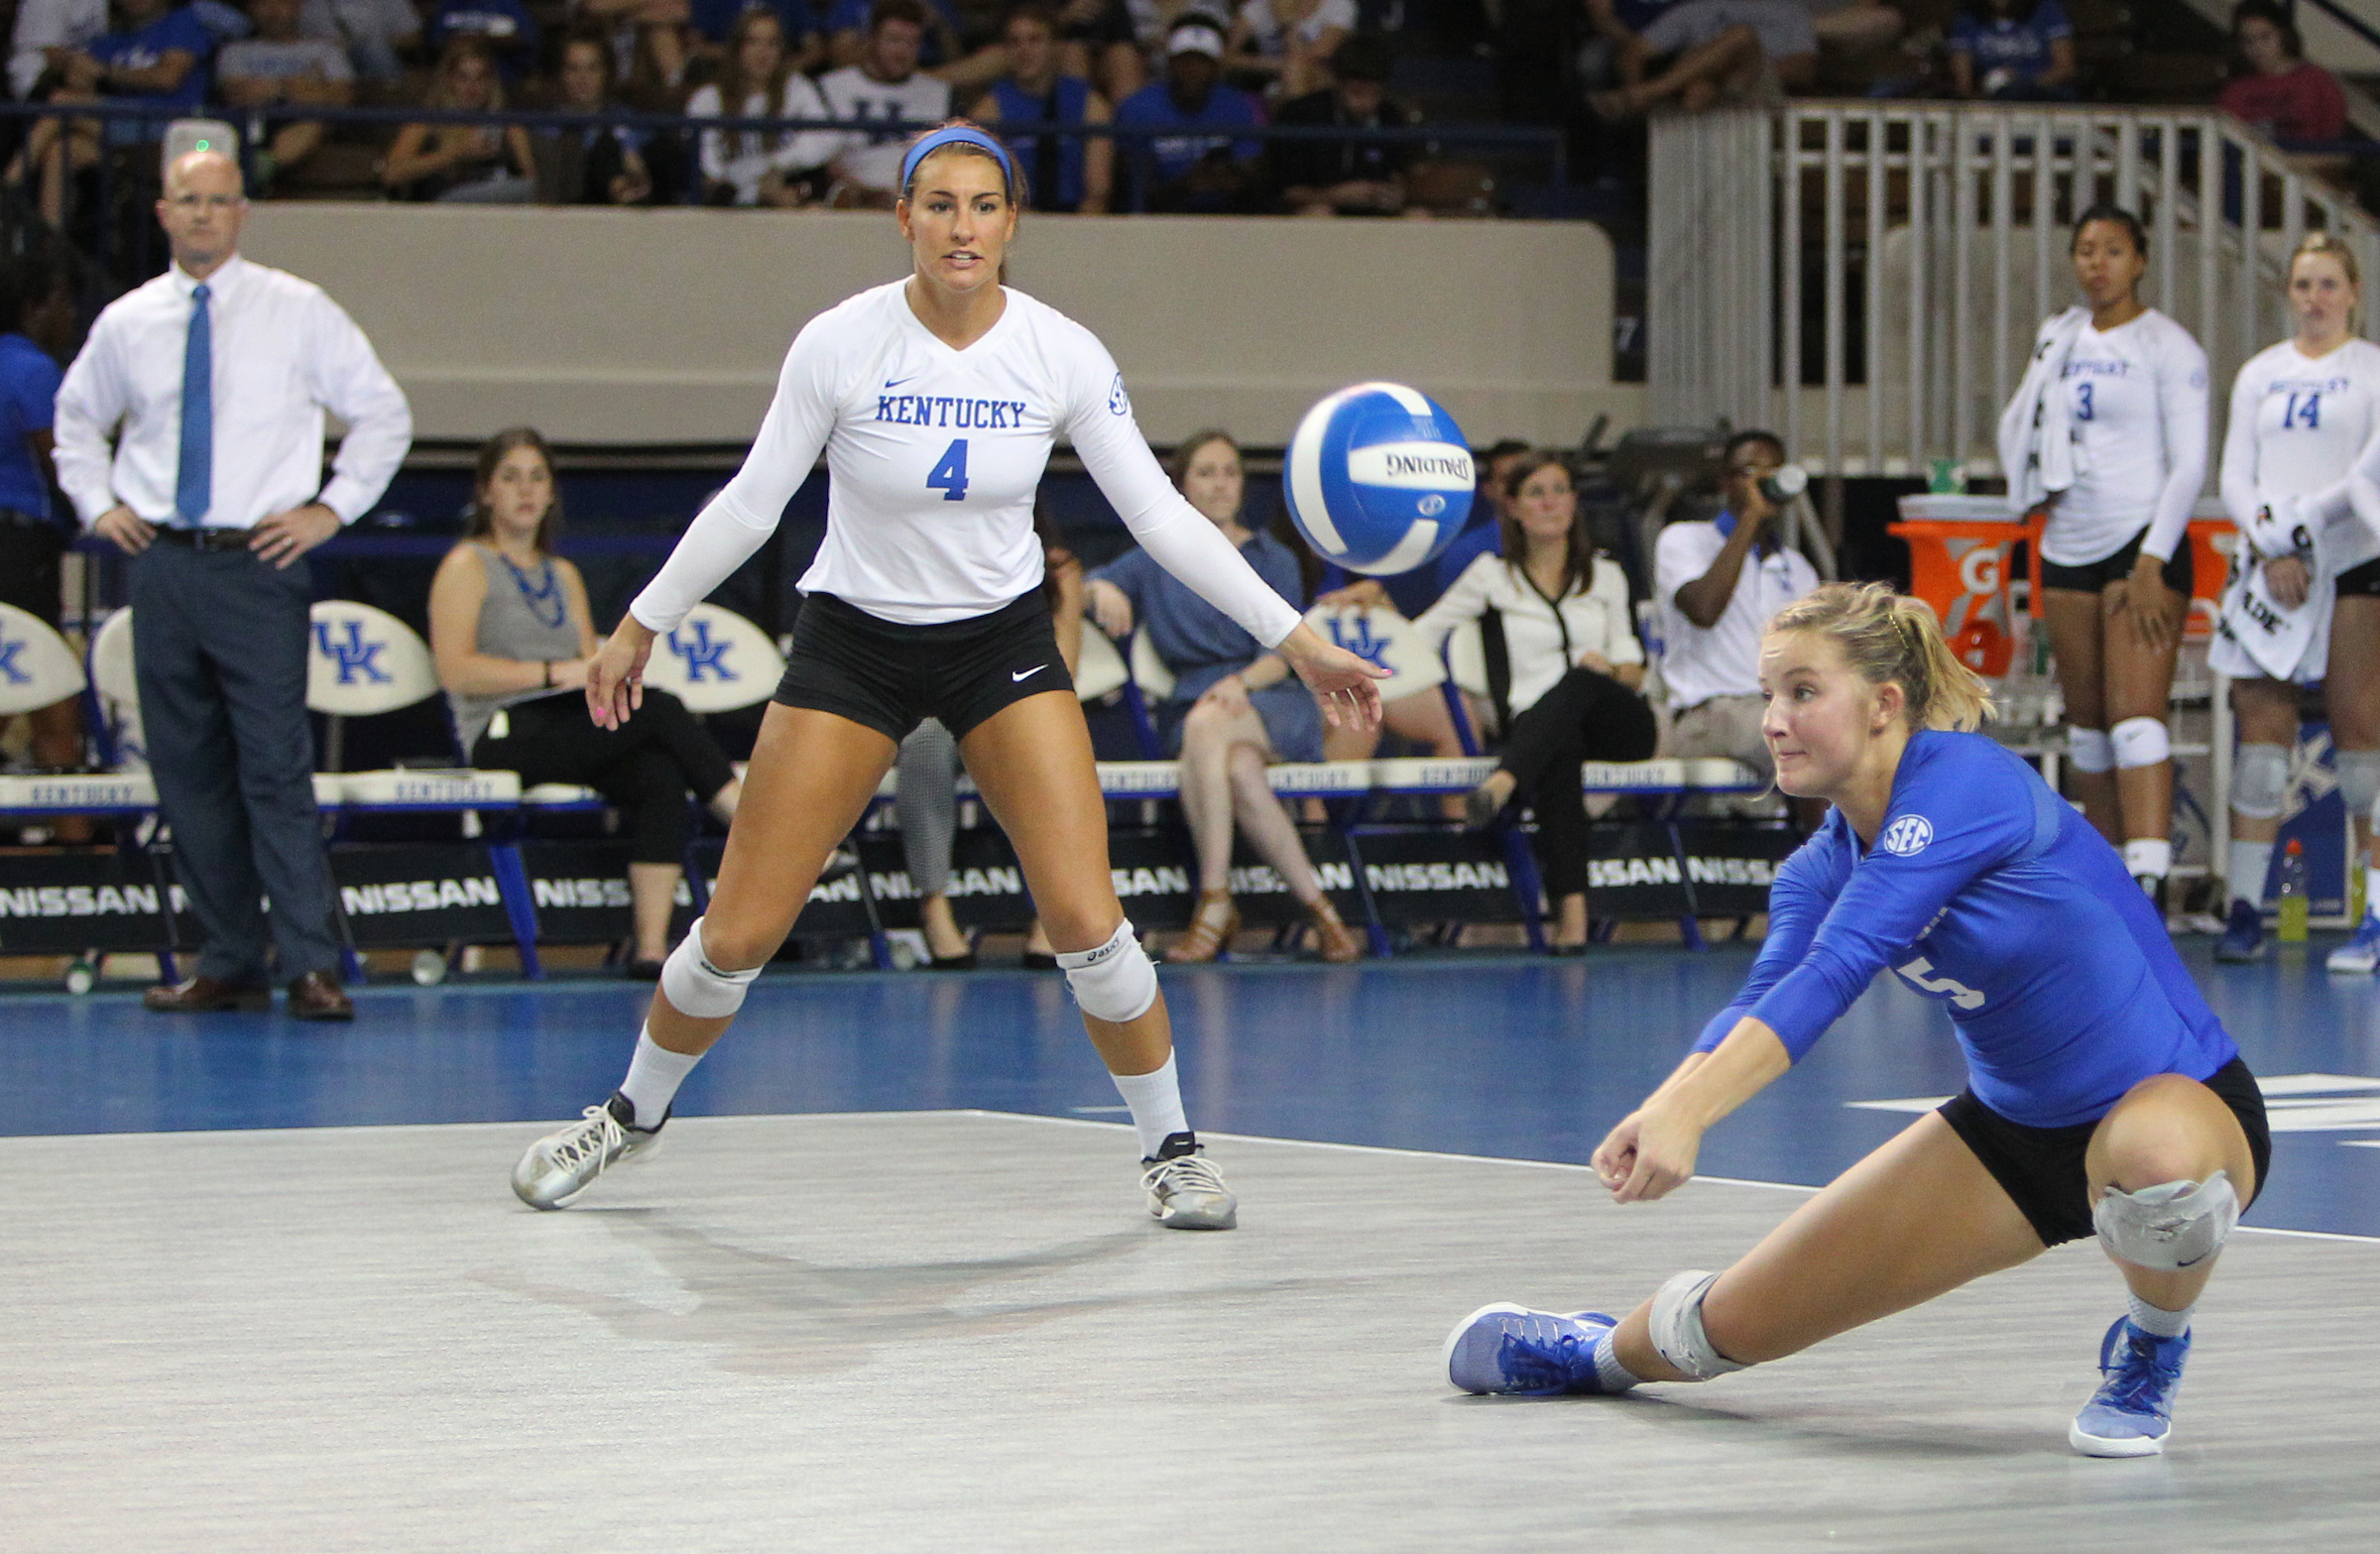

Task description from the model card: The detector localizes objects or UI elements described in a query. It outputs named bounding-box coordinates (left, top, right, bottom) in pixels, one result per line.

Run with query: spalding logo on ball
left=1283, top=382, right=1474, bottom=576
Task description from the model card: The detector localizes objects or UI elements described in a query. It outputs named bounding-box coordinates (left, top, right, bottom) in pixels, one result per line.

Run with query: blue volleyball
left=1282, top=383, right=1474, bottom=576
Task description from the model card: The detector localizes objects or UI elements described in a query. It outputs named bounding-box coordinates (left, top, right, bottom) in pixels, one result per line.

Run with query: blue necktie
left=176, top=282, right=211, bottom=528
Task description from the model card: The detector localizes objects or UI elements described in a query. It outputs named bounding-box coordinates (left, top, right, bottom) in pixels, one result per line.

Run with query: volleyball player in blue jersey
left=1445, top=583, right=2270, bottom=1457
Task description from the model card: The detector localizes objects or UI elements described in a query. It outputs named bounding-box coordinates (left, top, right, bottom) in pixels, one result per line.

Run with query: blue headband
left=899, top=127, right=1015, bottom=196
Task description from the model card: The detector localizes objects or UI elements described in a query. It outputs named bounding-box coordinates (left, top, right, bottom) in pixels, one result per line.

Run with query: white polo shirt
left=1654, top=515, right=1819, bottom=711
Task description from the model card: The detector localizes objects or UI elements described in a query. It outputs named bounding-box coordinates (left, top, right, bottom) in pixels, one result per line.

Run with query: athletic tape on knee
left=1058, top=921, right=1158, bottom=1023
left=2336, top=749, right=2380, bottom=820
left=2231, top=743, right=2291, bottom=820
left=2069, top=728, right=2114, bottom=774
left=1646, top=1268, right=1748, bottom=1381
left=2112, top=716, right=2172, bottom=770
left=658, top=917, right=761, bottom=1019
left=2093, top=1170, right=2239, bottom=1272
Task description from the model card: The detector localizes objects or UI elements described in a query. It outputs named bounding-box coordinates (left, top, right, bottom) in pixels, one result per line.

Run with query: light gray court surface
left=5, top=1112, right=2373, bottom=1553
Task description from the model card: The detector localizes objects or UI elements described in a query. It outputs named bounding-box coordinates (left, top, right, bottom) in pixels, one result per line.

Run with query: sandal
left=1307, top=897, right=1364, bottom=963
left=1166, top=890, right=1239, bottom=963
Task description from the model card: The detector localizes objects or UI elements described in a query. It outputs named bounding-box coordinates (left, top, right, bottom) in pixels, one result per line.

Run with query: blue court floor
left=4, top=941, right=2377, bottom=1239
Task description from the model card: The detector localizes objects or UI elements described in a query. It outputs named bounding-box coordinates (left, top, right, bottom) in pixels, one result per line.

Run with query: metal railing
left=1648, top=102, right=2380, bottom=479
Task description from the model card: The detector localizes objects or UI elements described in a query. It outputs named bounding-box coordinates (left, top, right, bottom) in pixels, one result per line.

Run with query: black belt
left=0, top=507, right=55, bottom=531
left=151, top=525, right=256, bottom=551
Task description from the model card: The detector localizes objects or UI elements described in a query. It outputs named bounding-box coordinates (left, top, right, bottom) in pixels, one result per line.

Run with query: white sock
left=2123, top=838, right=2173, bottom=880
left=1592, top=1330, right=1643, bottom=1392
left=619, top=1025, right=703, bottom=1130
left=1111, top=1050, right=1189, bottom=1159
left=2228, top=840, right=2274, bottom=908
left=2127, top=1293, right=2192, bottom=1340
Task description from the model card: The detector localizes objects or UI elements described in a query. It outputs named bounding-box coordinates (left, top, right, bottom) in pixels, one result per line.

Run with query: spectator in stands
left=819, top=0, right=955, bottom=207
left=2218, top=1, right=2346, bottom=148
left=1413, top=452, right=1654, bottom=954
left=1112, top=13, right=1260, bottom=213
left=535, top=28, right=656, bottom=204
left=899, top=516, right=1085, bottom=968
left=428, top=0, right=540, bottom=79
left=575, top=0, right=693, bottom=94
left=5, top=0, right=213, bottom=225
left=1268, top=32, right=1416, bottom=218
left=385, top=37, right=538, bottom=201
left=0, top=252, right=83, bottom=830
left=686, top=0, right=822, bottom=74
left=1051, top=0, right=1141, bottom=107
left=970, top=1, right=1114, bottom=213
left=1083, top=428, right=1363, bottom=964
left=825, top=0, right=1005, bottom=91
left=1588, top=0, right=1816, bottom=119
left=216, top=0, right=356, bottom=193
left=430, top=428, right=744, bottom=978
left=1948, top=0, right=2077, bottom=102
left=1655, top=428, right=1821, bottom=792
left=1226, top=0, right=1351, bottom=102
left=298, top=0, right=419, bottom=82
left=689, top=6, right=838, bottom=205
left=8, top=0, right=106, bottom=100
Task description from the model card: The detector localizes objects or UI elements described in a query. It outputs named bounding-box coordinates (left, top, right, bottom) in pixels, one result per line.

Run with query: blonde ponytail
left=1767, top=582, right=1994, bottom=732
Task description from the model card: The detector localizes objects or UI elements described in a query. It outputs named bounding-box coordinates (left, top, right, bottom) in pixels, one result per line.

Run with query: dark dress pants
left=130, top=541, right=341, bottom=982
left=1497, top=666, right=1660, bottom=900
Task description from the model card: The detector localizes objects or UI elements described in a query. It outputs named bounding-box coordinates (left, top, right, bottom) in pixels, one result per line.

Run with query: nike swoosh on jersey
left=885, top=372, right=921, bottom=389
left=1012, top=665, right=1047, bottom=682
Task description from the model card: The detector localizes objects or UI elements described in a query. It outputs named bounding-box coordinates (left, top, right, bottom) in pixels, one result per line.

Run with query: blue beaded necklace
left=496, top=546, right=567, bottom=630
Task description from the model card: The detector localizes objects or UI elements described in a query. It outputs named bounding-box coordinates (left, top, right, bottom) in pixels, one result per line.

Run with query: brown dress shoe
left=143, top=975, right=273, bottom=1014
left=287, top=971, right=355, bottom=1021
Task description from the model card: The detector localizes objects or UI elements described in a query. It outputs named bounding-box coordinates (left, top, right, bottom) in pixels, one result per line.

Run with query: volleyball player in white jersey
left=2019, top=205, right=2211, bottom=896
left=2209, top=235, right=2380, bottom=965
left=509, top=123, right=1385, bottom=1228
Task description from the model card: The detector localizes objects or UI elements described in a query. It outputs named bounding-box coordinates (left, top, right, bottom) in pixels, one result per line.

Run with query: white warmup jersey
left=629, top=281, right=1301, bottom=649
left=2043, top=308, right=2209, bottom=567
left=2219, top=337, right=2380, bottom=571
left=817, top=65, right=951, bottom=195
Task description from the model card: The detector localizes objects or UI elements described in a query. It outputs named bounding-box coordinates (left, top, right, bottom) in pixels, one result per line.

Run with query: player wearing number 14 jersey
left=507, top=123, right=1386, bottom=1226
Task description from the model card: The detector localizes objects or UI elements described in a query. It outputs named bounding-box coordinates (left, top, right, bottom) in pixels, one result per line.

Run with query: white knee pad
left=2093, top=1170, right=2240, bottom=1272
left=1058, top=921, right=1158, bottom=1023
left=659, top=917, right=762, bottom=1019
left=2231, top=743, right=2291, bottom=821
left=2335, top=749, right=2380, bottom=820
left=1646, top=1268, right=1749, bottom=1381
left=2068, top=727, right=2114, bottom=774
left=2112, top=716, right=2172, bottom=770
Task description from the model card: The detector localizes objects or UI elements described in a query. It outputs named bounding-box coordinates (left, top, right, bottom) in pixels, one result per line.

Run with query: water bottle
left=2277, top=838, right=2310, bottom=944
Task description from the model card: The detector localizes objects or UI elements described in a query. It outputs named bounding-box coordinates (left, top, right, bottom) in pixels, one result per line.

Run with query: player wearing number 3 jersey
left=1445, top=583, right=2269, bottom=1459
left=508, top=122, right=1386, bottom=1228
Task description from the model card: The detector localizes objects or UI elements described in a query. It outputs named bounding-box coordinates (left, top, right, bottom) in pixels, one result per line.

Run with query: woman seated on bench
left=1413, top=450, right=1656, bottom=954
left=429, top=427, right=743, bottom=976
left=1083, top=428, right=1362, bottom=964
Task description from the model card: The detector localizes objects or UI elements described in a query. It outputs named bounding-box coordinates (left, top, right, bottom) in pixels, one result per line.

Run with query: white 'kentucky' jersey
left=2045, top=307, right=2209, bottom=566
left=629, top=280, right=1301, bottom=648
left=817, top=65, right=951, bottom=194
left=2220, top=337, right=2380, bottom=572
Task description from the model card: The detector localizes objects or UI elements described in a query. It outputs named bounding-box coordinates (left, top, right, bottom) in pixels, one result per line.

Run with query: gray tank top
left=447, top=541, right=585, bottom=754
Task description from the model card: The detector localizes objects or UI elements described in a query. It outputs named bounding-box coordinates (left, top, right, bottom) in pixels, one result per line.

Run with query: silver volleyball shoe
left=511, top=1091, right=666, bottom=1210
left=1140, top=1133, right=1238, bottom=1231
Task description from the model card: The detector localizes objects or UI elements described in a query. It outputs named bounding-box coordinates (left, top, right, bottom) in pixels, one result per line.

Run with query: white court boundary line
left=8, top=1105, right=2373, bottom=1246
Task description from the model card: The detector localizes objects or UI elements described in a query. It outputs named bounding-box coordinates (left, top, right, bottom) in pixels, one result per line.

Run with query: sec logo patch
left=1108, top=373, right=1130, bottom=417
left=1879, top=815, right=1934, bottom=857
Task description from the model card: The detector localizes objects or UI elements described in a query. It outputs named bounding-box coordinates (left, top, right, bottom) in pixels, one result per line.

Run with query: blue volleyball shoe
left=2327, top=911, right=2380, bottom=975
left=2069, top=1316, right=2190, bottom=1457
left=2213, top=897, right=2265, bottom=963
left=1445, top=1305, right=1622, bottom=1395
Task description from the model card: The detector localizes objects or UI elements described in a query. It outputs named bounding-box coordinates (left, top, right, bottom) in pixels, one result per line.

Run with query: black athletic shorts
left=1938, top=1055, right=2271, bottom=1248
left=2038, top=526, right=2196, bottom=598
left=0, top=518, right=65, bottom=625
left=2335, top=555, right=2380, bottom=597
left=773, top=590, right=1075, bottom=745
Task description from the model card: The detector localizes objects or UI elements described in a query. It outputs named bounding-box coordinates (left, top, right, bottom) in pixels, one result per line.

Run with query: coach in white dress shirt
left=54, top=149, right=412, bottom=1020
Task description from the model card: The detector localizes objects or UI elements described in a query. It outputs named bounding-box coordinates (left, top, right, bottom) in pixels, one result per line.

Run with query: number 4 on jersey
left=928, top=438, right=970, bottom=502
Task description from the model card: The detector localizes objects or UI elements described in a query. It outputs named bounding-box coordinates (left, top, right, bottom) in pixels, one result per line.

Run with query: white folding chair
left=641, top=602, right=787, bottom=714
left=86, top=608, right=144, bottom=771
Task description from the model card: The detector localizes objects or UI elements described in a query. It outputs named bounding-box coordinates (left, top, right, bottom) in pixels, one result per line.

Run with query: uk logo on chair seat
left=312, top=619, right=392, bottom=684
left=666, top=620, right=737, bottom=682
